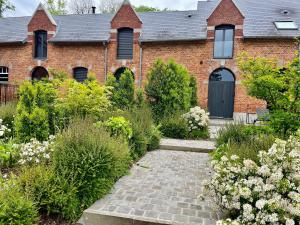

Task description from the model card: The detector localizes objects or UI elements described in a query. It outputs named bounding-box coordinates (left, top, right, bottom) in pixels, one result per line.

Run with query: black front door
left=208, top=68, right=235, bottom=118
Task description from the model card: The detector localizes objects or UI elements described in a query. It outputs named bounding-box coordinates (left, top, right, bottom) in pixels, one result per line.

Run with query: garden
left=0, top=59, right=208, bottom=225
left=205, top=54, right=300, bottom=225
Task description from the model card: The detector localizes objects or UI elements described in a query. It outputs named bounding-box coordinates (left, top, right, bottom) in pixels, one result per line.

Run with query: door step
left=159, top=138, right=215, bottom=153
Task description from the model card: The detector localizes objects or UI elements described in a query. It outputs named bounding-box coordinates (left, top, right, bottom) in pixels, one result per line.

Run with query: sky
left=4, top=0, right=200, bottom=17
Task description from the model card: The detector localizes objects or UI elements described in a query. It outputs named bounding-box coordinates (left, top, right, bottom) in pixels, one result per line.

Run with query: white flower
left=286, top=218, right=295, bottom=225
left=255, top=199, right=267, bottom=209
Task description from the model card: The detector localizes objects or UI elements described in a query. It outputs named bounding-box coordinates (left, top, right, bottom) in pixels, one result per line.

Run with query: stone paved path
left=160, top=139, right=215, bottom=153
left=81, top=150, right=221, bottom=225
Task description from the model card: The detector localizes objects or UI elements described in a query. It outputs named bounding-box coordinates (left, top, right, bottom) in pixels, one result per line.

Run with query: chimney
left=92, top=6, right=96, bottom=14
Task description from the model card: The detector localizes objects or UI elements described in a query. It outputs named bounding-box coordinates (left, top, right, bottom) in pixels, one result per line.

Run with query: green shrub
left=160, top=114, right=189, bottom=139
left=56, top=79, right=111, bottom=122
left=135, top=88, right=145, bottom=107
left=15, top=81, right=57, bottom=142
left=106, top=69, right=135, bottom=109
left=145, top=59, right=192, bottom=120
left=101, top=116, right=133, bottom=140
left=126, top=106, right=154, bottom=159
left=148, top=125, right=161, bottom=151
left=189, top=129, right=209, bottom=139
left=0, top=177, right=38, bottom=225
left=0, top=140, right=19, bottom=168
left=0, top=102, right=17, bottom=133
left=216, top=123, right=275, bottom=147
left=51, top=118, right=131, bottom=221
left=189, top=76, right=198, bottom=107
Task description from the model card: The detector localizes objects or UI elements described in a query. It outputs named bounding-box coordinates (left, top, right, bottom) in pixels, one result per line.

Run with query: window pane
left=275, top=21, right=298, bottom=30
left=35, top=31, right=47, bottom=58
left=215, top=30, right=223, bottom=41
left=214, top=41, right=223, bottom=58
left=225, top=29, right=234, bottom=41
left=224, top=40, right=233, bottom=58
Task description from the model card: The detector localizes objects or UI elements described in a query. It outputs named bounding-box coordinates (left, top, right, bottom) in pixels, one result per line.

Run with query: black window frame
left=213, top=25, right=235, bottom=59
left=117, top=28, right=134, bottom=60
left=34, top=30, right=48, bottom=59
left=0, top=66, right=9, bottom=83
left=73, top=67, right=88, bottom=83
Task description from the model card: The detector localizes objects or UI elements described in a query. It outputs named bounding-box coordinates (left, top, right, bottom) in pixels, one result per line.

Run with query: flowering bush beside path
left=206, top=131, right=300, bottom=225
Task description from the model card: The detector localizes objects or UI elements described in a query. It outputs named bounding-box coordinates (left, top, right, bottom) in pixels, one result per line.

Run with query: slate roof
left=198, top=0, right=300, bottom=38
left=1, top=0, right=300, bottom=44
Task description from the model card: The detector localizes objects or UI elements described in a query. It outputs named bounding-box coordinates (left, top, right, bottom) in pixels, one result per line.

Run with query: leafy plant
left=238, top=54, right=300, bottom=136
left=106, top=69, right=135, bottom=109
left=100, top=116, right=133, bottom=140
left=160, top=114, right=189, bottom=139
left=56, top=79, right=111, bottom=122
left=14, top=81, right=57, bottom=142
left=0, top=140, right=19, bottom=168
left=51, top=118, right=131, bottom=221
left=0, top=102, right=17, bottom=134
left=0, top=177, right=38, bottom=225
left=145, top=59, right=192, bottom=121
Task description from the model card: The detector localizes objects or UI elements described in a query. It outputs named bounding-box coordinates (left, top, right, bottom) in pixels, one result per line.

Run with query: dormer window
left=117, top=28, right=134, bottom=60
left=214, top=25, right=235, bottom=59
left=274, top=21, right=298, bottom=30
left=34, top=30, right=47, bottom=59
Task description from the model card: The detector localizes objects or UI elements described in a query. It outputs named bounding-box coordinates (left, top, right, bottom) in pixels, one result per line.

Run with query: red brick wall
left=111, top=4, right=142, bottom=29
left=141, top=38, right=298, bottom=113
left=0, top=43, right=106, bottom=83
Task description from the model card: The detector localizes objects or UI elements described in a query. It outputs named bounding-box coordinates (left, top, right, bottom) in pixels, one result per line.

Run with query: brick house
left=0, top=0, right=299, bottom=119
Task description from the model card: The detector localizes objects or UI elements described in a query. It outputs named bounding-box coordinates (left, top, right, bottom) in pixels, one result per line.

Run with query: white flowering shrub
left=18, top=136, right=55, bottom=165
left=0, top=119, right=11, bottom=139
left=207, top=131, right=300, bottom=225
left=182, top=106, right=209, bottom=131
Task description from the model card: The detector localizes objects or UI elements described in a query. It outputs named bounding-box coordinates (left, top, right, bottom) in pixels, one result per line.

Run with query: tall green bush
left=51, top=118, right=131, bottom=221
left=0, top=102, right=17, bottom=132
left=106, top=69, right=135, bottom=109
left=145, top=59, right=192, bottom=120
left=15, top=81, right=57, bottom=142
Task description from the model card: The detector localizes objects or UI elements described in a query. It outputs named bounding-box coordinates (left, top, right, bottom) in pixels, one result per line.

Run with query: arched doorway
left=32, top=66, right=49, bottom=81
left=208, top=68, right=235, bottom=118
left=114, top=67, right=134, bottom=81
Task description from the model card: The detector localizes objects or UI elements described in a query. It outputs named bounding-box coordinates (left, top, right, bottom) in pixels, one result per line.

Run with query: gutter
left=139, top=42, right=143, bottom=87
left=103, top=41, right=108, bottom=81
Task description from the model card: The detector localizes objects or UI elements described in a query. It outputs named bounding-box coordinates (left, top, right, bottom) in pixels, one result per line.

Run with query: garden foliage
left=145, top=59, right=192, bottom=120
left=106, top=69, right=135, bottom=109
left=238, top=54, right=300, bottom=136
left=0, top=177, right=38, bottom=225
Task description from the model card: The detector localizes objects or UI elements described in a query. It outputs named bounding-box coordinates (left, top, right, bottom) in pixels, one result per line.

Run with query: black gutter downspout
left=139, top=41, right=143, bottom=87
left=103, top=41, right=108, bottom=81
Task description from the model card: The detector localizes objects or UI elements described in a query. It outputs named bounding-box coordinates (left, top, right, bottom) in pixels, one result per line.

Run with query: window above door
left=213, top=25, right=235, bottom=59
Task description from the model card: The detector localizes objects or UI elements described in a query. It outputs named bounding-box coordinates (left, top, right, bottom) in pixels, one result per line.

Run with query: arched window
left=73, top=67, right=88, bottom=82
left=32, top=66, right=49, bottom=81
left=209, top=68, right=235, bottom=82
left=34, top=30, right=47, bottom=59
left=0, top=66, right=9, bottom=83
left=214, top=25, right=235, bottom=59
left=114, top=67, right=134, bottom=82
left=117, top=28, right=134, bottom=60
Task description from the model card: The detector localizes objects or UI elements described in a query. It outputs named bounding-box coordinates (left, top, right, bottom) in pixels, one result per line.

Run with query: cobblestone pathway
left=81, top=150, right=221, bottom=225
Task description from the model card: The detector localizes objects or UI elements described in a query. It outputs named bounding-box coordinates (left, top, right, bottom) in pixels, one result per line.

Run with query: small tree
left=43, top=0, right=67, bottom=15
left=15, top=81, right=57, bottom=142
left=145, top=59, right=192, bottom=120
left=0, top=0, right=15, bottom=17
left=105, top=69, right=135, bottom=109
left=238, top=53, right=300, bottom=136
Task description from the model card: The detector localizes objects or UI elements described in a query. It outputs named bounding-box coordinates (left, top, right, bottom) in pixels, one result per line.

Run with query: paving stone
left=80, top=150, right=220, bottom=225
